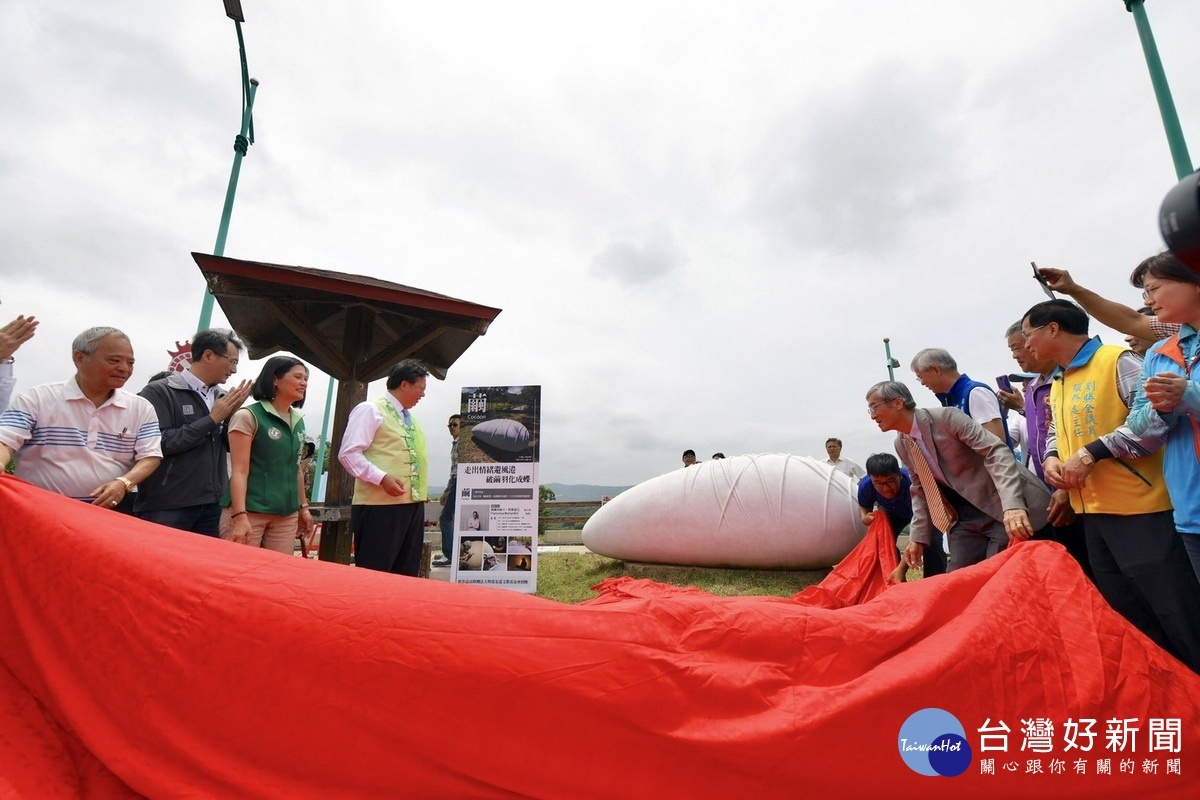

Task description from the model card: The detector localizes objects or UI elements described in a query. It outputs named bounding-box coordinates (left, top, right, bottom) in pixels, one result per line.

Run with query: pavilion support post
left=318, top=305, right=377, bottom=564
left=317, top=378, right=367, bottom=563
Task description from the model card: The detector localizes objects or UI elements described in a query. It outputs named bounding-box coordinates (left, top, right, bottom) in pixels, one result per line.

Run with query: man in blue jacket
left=911, top=347, right=1012, bottom=451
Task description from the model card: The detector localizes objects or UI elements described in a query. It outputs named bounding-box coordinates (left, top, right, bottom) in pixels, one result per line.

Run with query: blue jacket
left=936, top=373, right=1012, bottom=450
left=1127, top=325, right=1200, bottom=534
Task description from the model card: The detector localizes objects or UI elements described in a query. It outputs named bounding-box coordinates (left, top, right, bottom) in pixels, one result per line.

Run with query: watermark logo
left=898, top=708, right=973, bottom=777
left=167, top=341, right=192, bottom=374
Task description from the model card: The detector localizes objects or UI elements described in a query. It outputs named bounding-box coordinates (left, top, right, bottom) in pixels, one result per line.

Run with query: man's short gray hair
left=1004, top=321, right=1023, bottom=338
left=866, top=381, right=917, bottom=410
left=910, top=348, right=957, bottom=372
left=72, top=327, right=129, bottom=355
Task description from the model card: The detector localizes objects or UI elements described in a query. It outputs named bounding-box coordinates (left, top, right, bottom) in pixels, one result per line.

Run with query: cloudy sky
left=3, top=1, right=1199, bottom=488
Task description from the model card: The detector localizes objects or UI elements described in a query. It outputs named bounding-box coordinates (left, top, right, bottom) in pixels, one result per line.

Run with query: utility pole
left=198, top=1, right=259, bottom=330
left=1123, top=1, right=1193, bottom=179
left=883, top=338, right=900, bottom=381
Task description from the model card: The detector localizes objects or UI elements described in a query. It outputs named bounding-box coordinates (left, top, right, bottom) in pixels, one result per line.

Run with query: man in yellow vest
left=1021, top=299, right=1200, bottom=672
left=338, top=360, right=429, bottom=576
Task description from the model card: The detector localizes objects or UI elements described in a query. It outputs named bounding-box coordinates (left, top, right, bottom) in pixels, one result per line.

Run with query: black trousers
left=1040, top=517, right=1092, bottom=582
left=351, top=503, right=425, bottom=577
left=1083, top=511, right=1200, bottom=673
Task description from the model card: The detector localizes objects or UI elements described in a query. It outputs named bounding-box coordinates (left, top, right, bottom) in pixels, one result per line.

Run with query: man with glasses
left=866, top=381, right=1051, bottom=574
left=998, top=321, right=1090, bottom=578
left=135, top=328, right=252, bottom=535
left=432, top=414, right=461, bottom=568
left=1021, top=299, right=1200, bottom=672
left=910, top=347, right=1012, bottom=450
left=857, top=452, right=946, bottom=581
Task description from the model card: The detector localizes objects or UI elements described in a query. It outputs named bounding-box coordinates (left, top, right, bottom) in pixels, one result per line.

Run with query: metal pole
left=883, top=338, right=900, bottom=381
left=1124, top=1, right=1193, bottom=180
left=198, top=20, right=258, bottom=331
left=311, top=374, right=337, bottom=502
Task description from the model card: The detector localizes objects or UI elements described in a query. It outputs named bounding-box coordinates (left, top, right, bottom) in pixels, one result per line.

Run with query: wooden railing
left=311, top=499, right=606, bottom=549
left=541, top=500, right=602, bottom=527
left=540, top=500, right=604, bottom=544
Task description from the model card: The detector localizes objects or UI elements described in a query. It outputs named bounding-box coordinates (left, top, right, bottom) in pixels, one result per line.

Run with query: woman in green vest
left=220, top=356, right=313, bottom=553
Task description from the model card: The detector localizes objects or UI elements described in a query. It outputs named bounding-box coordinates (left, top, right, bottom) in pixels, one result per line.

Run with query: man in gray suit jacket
left=866, top=381, right=1052, bottom=573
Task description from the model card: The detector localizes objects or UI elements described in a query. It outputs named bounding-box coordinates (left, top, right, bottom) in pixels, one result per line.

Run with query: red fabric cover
left=792, top=513, right=899, bottom=608
left=1, top=475, right=1197, bottom=798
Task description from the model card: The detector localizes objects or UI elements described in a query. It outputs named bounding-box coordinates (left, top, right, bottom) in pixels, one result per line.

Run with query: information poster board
left=450, top=385, right=540, bottom=592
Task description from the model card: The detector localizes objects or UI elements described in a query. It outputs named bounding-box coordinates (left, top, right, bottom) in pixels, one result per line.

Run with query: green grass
left=535, top=553, right=627, bottom=603
left=535, top=552, right=828, bottom=604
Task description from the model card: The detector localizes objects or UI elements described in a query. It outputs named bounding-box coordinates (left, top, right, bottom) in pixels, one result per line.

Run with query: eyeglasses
left=1020, top=324, right=1047, bottom=341
left=1142, top=283, right=1166, bottom=302
left=867, top=399, right=894, bottom=414
left=214, top=353, right=240, bottom=368
left=448, top=422, right=460, bottom=428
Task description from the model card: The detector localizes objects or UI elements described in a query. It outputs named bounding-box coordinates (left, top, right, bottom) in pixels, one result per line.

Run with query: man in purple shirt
left=999, top=321, right=1090, bottom=578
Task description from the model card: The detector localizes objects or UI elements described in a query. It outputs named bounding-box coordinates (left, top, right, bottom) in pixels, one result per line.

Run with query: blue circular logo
left=897, top=708, right=972, bottom=777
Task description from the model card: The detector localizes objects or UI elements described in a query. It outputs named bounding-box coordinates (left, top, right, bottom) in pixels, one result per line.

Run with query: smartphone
left=996, top=375, right=1013, bottom=394
left=1031, top=261, right=1056, bottom=300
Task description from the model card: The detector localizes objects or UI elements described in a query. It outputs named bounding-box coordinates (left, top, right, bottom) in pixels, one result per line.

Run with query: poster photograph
left=450, top=385, right=540, bottom=592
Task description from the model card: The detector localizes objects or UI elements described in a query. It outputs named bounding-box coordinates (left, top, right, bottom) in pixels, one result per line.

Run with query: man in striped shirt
left=0, top=327, right=161, bottom=511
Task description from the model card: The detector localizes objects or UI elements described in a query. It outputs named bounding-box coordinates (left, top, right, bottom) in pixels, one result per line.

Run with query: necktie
left=402, top=408, right=412, bottom=427
left=903, top=435, right=958, bottom=534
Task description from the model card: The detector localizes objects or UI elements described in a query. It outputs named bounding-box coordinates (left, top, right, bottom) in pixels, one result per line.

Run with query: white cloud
left=590, top=226, right=688, bottom=285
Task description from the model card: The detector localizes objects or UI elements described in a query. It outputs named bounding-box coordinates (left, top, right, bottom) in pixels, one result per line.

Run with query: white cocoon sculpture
left=582, top=454, right=866, bottom=569
left=471, top=418, right=531, bottom=452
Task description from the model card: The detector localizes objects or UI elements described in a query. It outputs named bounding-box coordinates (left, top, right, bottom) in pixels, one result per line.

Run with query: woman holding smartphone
left=1127, top=253, right=1200, bottom=582
left=220, top=355, right=313, bottom=553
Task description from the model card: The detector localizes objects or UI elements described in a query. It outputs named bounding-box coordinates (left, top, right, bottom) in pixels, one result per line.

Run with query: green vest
left=222, top=401, right=306, bottom=516
left=351, top=396, right=427, bottom=505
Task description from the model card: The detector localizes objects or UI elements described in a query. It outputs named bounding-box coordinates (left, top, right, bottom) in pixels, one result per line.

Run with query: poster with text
left=450, top=385, right=540, bottom=592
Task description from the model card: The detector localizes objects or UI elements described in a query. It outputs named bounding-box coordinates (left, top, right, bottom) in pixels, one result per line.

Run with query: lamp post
left=883, top=338, right=900, bottom=381
left=1123, top=1, right=1193, bottom=180
left=197, top=1, right=259, bottom=331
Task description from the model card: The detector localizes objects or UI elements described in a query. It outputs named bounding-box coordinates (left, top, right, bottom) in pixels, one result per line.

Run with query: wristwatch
left=1075, top=450, right=1095, bottom=466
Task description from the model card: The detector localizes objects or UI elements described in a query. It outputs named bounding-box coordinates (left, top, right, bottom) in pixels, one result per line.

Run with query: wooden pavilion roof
left=192, top=253, right=502, bottom=382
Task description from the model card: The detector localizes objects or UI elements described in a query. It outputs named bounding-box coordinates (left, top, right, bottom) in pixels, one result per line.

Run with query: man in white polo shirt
left=0, top=326, right=162, bottom=511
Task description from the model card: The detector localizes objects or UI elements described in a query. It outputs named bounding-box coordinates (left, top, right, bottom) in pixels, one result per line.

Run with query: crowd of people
left=0, top=324, right=437, bottom=578
left=665, top=252, right=1200, bottom=674
left=4, top=249, right=1200, bottom=673
left=855, top=253, right=1200, bottom=674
